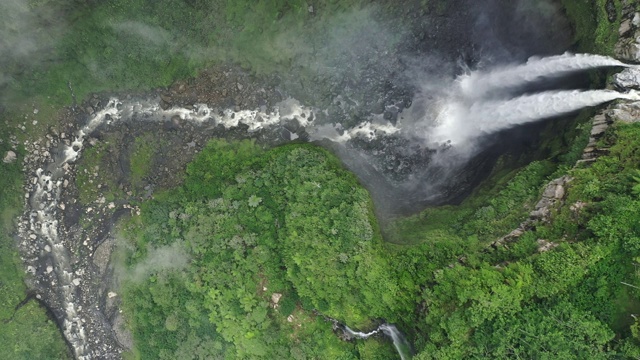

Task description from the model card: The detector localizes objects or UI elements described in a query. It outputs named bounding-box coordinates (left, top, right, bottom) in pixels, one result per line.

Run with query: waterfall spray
left=432, top=89, right=640, bottom=144
left=458, top=53, right=629, bottom=99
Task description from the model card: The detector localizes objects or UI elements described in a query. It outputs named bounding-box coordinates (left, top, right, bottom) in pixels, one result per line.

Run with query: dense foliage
left=120, top=140, right=403, bottom=359
left=1, top=0, right=637, bottom=359
left=393, top=121, right=640, bottom=359
left=121, top=122, right=640, bottom=359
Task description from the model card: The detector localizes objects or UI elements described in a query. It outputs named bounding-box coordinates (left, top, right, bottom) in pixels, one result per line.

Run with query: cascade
left=432, top=89, right=640, bottom=144
left=458, top=53, right=629, bottom=99
left=343, top=324, right=411, bottom=359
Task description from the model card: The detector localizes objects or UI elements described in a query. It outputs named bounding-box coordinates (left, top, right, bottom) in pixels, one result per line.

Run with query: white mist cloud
left=0, top=0, right=65, bottom=88
left=128, top=242, right=190, bottom=282
left=111, top=21, right=172, bottom=46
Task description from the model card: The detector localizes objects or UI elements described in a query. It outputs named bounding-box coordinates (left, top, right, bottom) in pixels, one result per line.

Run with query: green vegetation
left=560, top=0, right=622, bottom=53
left=390, top=120, right=640, bottom=359
left=130, top=133, right=163, bottom=188
left=119, top=140, right=402, bottom=359
left=119, top=121, right=640, bottom=359
left=0, top=129, right=71, bottom=359
left=0, top=0, right=637, bottom=359
left=390, top=160, right=555, bottom=245
left=6, top=0, right=369, bottom=107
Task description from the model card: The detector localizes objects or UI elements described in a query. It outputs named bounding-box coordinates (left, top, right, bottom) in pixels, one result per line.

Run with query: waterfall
left=458, top=53, right=629, bottom=99
left=432, top=89, right=640, bottom=144
left=343, top=324, right=412, bottom=359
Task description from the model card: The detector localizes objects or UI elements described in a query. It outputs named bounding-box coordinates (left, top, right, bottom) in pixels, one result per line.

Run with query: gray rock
left=3, top=150, right=16, bottom=163
left=614, top=68, right=640, bottom=89
left=620, top=19, right=632, bottom=36
left=590, top=123, right=608, bottom=136
left=611, top=101, right=640, bottom=122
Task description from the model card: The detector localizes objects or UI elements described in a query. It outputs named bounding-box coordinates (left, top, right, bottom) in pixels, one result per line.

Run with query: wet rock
left=613, top=68, right=640, bottom=90
left=610, top=101, right=640, bottom=123
left=160, top=94, right=172, bottom=104
left=606, top=0, right=617, bottom=22
left=3, top=150, right=16, bottom=163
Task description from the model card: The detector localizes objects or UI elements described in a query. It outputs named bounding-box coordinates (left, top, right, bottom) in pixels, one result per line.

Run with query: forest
left=0, top=0, right=639, bottom=359
left=115, top=121, right=640, bottom=359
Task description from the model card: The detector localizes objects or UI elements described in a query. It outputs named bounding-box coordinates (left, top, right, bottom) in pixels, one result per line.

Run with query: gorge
left=2, top=1, right=640, bottom=359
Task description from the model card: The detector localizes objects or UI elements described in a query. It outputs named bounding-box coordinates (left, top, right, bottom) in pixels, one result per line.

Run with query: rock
left=537, top=239, right=558, bottom=252
left=271, top=293, right=282, bottom=305
left=44, top=245, right=51, bottom=252
left=620, top=19, right=633, bottom=36
left=614, top=68, right=640, bottom=89
left=570, top=201, right=587, bottom=214
left=72, top=278, right=81, bottom=286
left=554, top=184, right=565, bottom=199
left=611, top=101, right=640, bottom=122
left=160, top=93, right=172, bottom=103
left=108, top=292, right=118, bottom=298
left=3, top=150, right=16, bottom=163
left=237, top=83, right=243, bottom=91
left=46, top=266, right=53, bottom=273
left=590, top=123, right=608, bottom=137
left=606, top=0, right=617, bottom=22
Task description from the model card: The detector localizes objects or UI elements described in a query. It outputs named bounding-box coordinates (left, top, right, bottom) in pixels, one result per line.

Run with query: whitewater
left=428, top=53, right=639, bottom=145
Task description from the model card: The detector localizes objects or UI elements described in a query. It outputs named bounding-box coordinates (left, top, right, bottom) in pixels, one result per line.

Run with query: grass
left=560, top=0, right=622, bottom=54
left=130, top=133, right=161, bottom=189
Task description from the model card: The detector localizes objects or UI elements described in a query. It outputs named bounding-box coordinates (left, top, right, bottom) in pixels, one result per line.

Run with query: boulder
left=3, top=150, right=16, bottom=163
left=614, top=68, right=640, bottom=90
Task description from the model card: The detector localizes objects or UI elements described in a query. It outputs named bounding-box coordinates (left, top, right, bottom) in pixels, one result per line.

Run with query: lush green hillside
left=118, top=140, right=403, bottom=359
left=1, top=0, right=638, bottom=359
left=396, top=119, right=640, bottom=359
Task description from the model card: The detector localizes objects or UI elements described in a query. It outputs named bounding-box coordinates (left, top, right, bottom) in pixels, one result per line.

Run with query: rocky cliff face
left=491, top=2, right=640, bottom=252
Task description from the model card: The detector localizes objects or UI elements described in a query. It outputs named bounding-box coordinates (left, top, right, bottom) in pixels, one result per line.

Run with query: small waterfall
left=458, top=53, right=629, bottom=99
left=343, top=324, right=412, bottom=359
